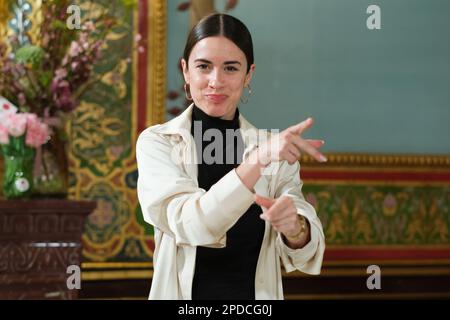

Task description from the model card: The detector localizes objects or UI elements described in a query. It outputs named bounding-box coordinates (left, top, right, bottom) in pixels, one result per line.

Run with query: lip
left=205, top=94, right=228, bottom=103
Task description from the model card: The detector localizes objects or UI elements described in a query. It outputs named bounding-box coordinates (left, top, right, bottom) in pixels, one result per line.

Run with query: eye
left=196, top=64, right=210, bottom=70
left=225, top=66, right=238, bottom=72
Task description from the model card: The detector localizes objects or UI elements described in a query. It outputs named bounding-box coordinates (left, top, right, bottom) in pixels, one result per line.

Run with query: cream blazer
left=136, top=104, right=325, bottom=300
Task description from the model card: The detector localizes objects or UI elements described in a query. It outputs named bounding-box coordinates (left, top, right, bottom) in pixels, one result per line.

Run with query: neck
left=220, top=110, right=236, bottom=120
left=192, top=104, right=240, bottom=131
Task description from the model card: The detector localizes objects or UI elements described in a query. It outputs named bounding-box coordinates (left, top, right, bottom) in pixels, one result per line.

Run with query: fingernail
left=319, top=155, right=327, bottom=162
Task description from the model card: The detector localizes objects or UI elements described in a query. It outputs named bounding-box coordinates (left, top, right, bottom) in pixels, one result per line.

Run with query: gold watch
left=286, top=215, right=307, bottom=241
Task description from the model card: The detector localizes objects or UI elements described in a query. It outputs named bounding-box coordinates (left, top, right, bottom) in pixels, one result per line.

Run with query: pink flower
left=0, top=112, right=49, bottom=148
left=79, top=33, right=88, bottom=45
left=55, top=68, right=67, bottom=79
left=25, top=115, right=49, bottom=148
left=69, top=41, right=82, bottom=57
left=25, top=113, right=38, bottom=123
left=71, top=61, right=79, bottom=70
left=0, top=125, right=9, bottom=144
left=7, top=113, right=27, bottom=137
left=82, top=21, right=95, bottom=31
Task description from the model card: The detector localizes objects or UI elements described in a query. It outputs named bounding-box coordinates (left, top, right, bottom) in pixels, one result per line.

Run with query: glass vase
left=33, top=132, right=69, bottom=198
left=2, top=150, right=35, bottom=199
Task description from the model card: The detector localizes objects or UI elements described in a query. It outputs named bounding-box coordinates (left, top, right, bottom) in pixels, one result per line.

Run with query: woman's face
left=181, top=36, right=255, bottom=120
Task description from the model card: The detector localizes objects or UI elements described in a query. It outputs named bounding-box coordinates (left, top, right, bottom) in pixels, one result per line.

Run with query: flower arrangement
left=0, top=96, right=49, bottom=198
left=0, top=0, right=137, bottom=197
left=0, top=100, right=49, bottom=149
left=0, top=0, right=136, bottom=118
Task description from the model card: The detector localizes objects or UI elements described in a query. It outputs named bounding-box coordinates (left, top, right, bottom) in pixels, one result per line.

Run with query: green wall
left=167, top=0, right=450, bottom=154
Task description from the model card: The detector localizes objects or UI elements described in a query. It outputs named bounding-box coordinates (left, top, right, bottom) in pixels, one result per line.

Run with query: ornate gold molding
left=301, top=153, right=450, bottom=167
left=28, top=0, right=43, bottom=46
left=0, top=0, right=12, bottom=40
left=82, top=262, right=152, bottom=269
left=82, top=270, right=152, bottom=281
left=147, top=0, right=166, bottom=126
left=81, top=261, right=153, bottom=281
left=0, top=0, right=42, bottom=46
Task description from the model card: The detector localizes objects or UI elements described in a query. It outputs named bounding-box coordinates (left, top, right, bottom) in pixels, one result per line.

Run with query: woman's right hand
left=254, top=117, right=327, bottom=166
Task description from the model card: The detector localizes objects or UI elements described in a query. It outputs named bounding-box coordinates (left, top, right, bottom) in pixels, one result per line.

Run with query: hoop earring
left=184, top=83, right=193, bottom=101
left=240, top=84, right=252, bottom=104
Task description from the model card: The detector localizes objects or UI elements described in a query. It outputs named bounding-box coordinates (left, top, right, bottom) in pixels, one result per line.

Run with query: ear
left=244, top=63, right=255, bottom=87
left=181, top=58, right=190, bottom=84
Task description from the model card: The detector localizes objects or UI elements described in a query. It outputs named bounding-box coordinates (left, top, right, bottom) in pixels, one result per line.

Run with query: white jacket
left=136, top=104, right=325, bottom=300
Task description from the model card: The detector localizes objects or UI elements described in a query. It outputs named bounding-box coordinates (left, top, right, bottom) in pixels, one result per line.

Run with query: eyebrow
left=194, top=59, right=241, bottom=65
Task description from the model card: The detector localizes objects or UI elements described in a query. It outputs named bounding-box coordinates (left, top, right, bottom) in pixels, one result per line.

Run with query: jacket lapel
left=151, top=103, right=262, bottom=184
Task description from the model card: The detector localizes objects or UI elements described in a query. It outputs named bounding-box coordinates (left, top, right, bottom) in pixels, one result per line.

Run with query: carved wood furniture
left=0, top=200, right=96, bottom=299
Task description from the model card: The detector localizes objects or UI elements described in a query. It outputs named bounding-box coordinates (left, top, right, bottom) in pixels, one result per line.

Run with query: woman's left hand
left=254, top=194, right=303, bottom=239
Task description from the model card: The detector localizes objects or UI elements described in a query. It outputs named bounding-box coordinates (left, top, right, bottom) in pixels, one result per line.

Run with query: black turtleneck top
left=190, top=105, right=265, bottom=300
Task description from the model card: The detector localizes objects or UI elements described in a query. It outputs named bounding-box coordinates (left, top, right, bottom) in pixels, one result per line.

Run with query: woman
left=136, top=13, right=326, bottom=300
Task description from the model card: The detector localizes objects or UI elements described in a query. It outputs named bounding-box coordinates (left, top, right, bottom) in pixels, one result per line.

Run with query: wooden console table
left=0, top=199, right=96, bottom=299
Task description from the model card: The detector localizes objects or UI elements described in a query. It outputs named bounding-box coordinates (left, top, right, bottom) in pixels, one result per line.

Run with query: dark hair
left=183, top=13, right=254, bottom=73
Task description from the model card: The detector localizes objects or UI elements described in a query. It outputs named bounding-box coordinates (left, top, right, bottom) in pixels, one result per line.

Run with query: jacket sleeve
left=136, top=129, right=255, bottom=248
left=272, top=160, right=326, bottom=275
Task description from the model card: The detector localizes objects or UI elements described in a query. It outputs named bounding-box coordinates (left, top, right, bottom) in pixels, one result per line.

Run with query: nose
left=208, top=68, right=225, bottom=89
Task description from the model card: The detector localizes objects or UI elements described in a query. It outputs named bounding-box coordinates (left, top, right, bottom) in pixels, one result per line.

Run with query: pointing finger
left=292, top=135, right=327, bottom=162
left=288, top=117, right=314, bottom=135
left=305, top=139, right=325, bottom=149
